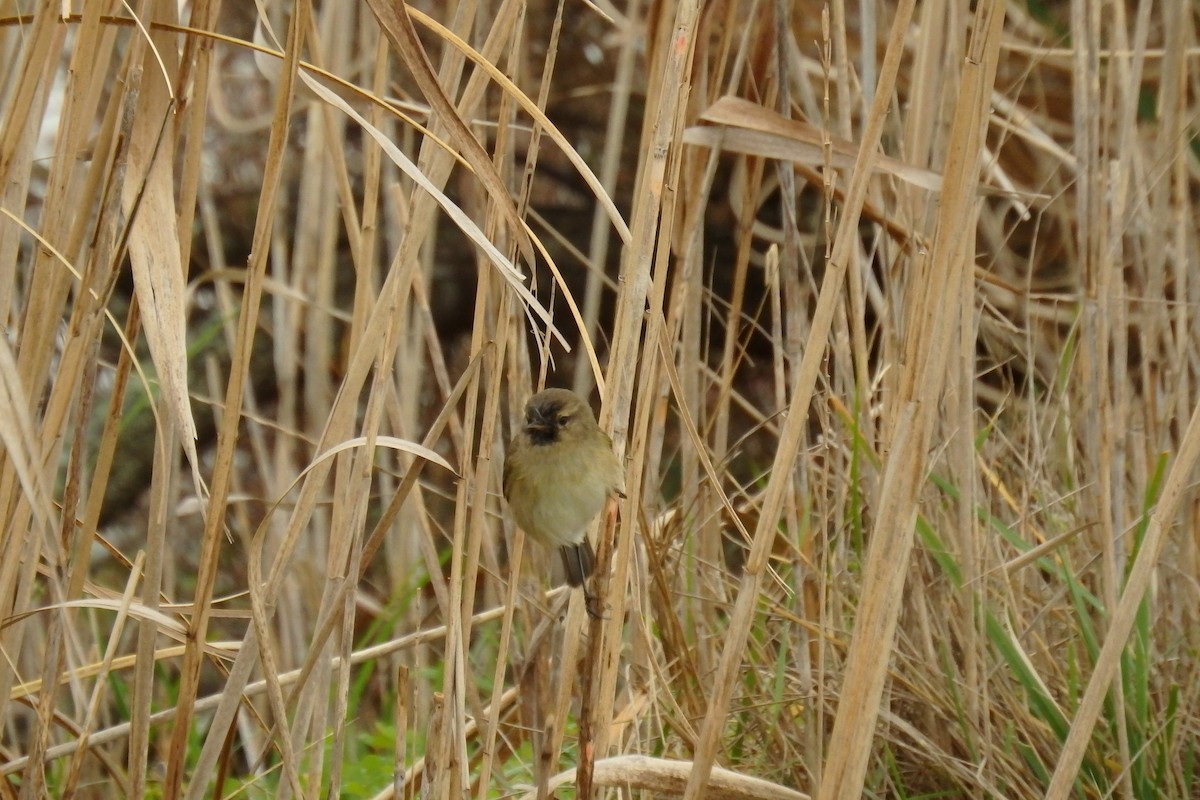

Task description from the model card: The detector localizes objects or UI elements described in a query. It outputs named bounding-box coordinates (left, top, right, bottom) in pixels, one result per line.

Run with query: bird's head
left=523, top=388, right=595, bottom=446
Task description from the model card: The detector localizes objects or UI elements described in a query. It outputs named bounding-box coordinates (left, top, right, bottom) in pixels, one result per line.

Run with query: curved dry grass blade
left=2, top=597, right=186, bottom=638
left=0, top=335, right=53, bottom=535
left=688, top=95, right=944, bottom=191
left=0, top=208, right=166, bottom=442
left=520, top=755, right=812, bottom=800
left=130, top=9, right=632, bottom=247
left=364, top=0, right=537, bottom=268
left=300, top=73, right=569, bottom=352
left=405, top=6, right=632, bottom=245
left=120, top=55, right=203, bottom=489
left=302, top=434, right=455, bottom=477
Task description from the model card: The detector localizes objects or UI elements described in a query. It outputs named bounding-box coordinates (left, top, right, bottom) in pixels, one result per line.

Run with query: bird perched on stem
left=503, top=388, right=625, bottom=613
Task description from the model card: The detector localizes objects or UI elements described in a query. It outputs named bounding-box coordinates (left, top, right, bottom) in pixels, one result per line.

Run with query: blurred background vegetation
left=0, top=0, right=1197, bottom=798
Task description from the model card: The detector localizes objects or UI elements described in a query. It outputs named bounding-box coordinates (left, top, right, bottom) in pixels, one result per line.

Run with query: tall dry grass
left=0, top=0, right=1197, bottom=798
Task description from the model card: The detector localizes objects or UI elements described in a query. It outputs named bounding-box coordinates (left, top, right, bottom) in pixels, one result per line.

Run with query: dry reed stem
left=168, top=4, right=310, bottom=797
left=522, top=754, right=813, bottom=800
left=820, top=0, right=1007, bottom=796
left=685, top=0, right=919, bottom=795
left=1, top=1, right=1198, bottom=798
left=1045, top=402, right=1200, bottom=796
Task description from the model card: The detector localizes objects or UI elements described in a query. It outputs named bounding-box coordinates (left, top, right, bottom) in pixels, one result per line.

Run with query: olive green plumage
left=503, top=388, right=624, bottom=588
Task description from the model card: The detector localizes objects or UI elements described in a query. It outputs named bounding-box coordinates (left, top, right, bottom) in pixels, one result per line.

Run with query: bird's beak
left=526, top=406, right=556, bottom=430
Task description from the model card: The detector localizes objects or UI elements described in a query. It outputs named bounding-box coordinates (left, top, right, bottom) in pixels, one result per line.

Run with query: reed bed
left=0, top=1, right=1197, bottom=798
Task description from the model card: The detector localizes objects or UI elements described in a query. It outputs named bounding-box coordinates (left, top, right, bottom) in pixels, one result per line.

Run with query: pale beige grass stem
left=2, top=2, right=1199, bottom=798
left=683, top=0, right=919, bottom=795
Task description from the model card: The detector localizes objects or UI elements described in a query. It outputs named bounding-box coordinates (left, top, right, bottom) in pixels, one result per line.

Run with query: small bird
left=503, top=388, right=624, bottom=602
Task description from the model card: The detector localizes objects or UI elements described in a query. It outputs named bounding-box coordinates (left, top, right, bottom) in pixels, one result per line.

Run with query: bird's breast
left=507, top=441, right=613, bottom=546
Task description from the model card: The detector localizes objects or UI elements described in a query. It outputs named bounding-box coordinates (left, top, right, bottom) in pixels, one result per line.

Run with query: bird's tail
left=560, top=541, right=595, bottom=587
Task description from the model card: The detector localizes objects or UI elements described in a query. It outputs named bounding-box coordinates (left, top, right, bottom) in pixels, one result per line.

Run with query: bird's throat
left=527, top=426, right=559, bottom=446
